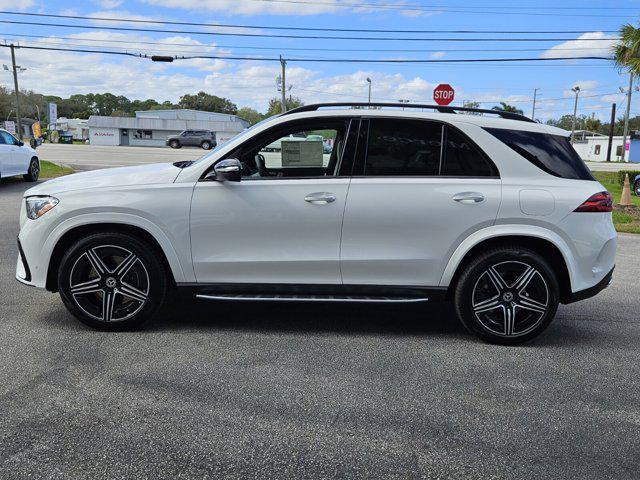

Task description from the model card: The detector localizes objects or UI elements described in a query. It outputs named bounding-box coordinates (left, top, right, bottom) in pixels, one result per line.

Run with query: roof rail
left=281, top=102, right=535, bottom=123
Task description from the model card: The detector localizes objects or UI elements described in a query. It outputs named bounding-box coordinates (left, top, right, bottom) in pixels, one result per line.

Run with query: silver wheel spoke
left=514, top=266, right=537, bottom=290
left=119, top=282, right=148, bottom=303
left=115, top=253, right=138, bottom=277
left=102, top=290, right=117, bottom=322
left=515, top=298, right=547, bottom=314
left=86, top=249, right=109, bottom=275
left=473, top=297, right=501, bottom=314
left=486, top=266, right=507, bottom=291
left=71, top=279, right=102, bottom=295
left=504, top=305, right=515, bottom=336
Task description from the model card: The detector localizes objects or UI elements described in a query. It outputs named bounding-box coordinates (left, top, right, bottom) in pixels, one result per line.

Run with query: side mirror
left=212, top=158, right=242, bottom=182
left=17, top=140, right=24, bottom=147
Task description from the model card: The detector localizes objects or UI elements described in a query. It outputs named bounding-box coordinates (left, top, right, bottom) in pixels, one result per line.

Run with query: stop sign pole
left=433, top=84, right=455, bottom=106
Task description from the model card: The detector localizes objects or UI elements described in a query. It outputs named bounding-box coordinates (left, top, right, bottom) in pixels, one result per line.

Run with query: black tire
left=23, top=158, right=40, bottom=182
left=169, top=140, right=181, bottom=149
left=453, top=247, right=559, bottom=345
left=201, top=140, right=212, bottom=150
left=634, top=180, right=640, bottom=197
left=57, top=232, right=168, bottom=331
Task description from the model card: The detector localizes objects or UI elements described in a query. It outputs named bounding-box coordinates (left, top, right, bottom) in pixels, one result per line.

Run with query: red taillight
left=574, top=191, right=613, bottom=212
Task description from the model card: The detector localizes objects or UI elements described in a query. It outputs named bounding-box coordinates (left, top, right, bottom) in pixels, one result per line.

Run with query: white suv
left=15, top=103, right=617, bottom=344
left=0, top=129, right=40, bottom=182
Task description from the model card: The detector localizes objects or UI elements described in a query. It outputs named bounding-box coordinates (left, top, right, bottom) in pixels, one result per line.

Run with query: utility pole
left=620, top=72, right=634, bottom=163
left=531, top=88, right=539, bottom=121
left=279, top=55, right=286, bottom=113
left=10, top=44, right=22, bottom=139
left=606, top=103, right=616, bottom=162
left=570, top=86, right=580, bottom=144
left=366, top=77, right=372, bottom=104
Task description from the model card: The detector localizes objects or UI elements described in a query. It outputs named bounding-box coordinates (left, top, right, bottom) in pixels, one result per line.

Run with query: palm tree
left=612, top=23, right=640, bottom=75
left=491, top=102, right=524, bottom=115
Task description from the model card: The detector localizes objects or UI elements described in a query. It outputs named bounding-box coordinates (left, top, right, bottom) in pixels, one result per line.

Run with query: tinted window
left=365, top=119, right=442, bottom=176
left=0, top=131, right=17, bottom=145
left=442, top=127, right=497, bottom=177
left=485, top=128, right=593, bottom=180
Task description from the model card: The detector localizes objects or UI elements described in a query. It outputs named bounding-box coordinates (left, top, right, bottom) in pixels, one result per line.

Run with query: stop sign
left=433, top=84, right=455, bottom=106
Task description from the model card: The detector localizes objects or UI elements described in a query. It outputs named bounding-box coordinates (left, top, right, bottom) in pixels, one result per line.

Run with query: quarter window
left=485, top=127, right=593, bottom=180
left=364, top=119, right=442, bottom=176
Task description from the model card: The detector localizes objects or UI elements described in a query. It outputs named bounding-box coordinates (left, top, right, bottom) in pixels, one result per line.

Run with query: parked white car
left=15, top=103, right=617, bottom=344
left=0, top=129, right=40, bottom=182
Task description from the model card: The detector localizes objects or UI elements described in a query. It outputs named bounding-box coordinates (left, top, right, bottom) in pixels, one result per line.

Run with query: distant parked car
left=0, top=129, right=40, bottom=182
left=166, top=130, right=216, bottom=150
left=634, top=174, right=640, bottom=196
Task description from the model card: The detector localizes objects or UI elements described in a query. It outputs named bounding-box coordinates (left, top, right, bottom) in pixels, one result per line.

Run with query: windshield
left=189, top=116, right=276, bottom=166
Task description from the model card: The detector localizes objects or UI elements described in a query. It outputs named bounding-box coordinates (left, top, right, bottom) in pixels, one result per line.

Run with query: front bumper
left=564, top=266, right=614, bottom=304
left=16, top=237, right=35, bottom=287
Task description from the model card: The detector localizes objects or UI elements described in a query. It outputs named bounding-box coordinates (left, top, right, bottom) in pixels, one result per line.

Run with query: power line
left=0, top=19, right=621, bottom=42
left=246, top=0, right=632, bottom=17
left=0, top=10, right=620, bottom=34
left=0, top=32, right=616, bottom=55
left=0, top=42, right=612, bottom=63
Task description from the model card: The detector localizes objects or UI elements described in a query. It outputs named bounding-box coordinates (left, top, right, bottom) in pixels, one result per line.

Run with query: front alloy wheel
left=454, top=247, right=559, bottom=344
left=23, top=158, right=39, bottom=182
left=201, top=141, right=211, bottom=150
left=58, top=233, right=167, bottom=330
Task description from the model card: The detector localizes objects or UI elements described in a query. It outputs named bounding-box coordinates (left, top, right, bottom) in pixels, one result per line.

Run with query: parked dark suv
left=166, top=130, right=217, bottom=150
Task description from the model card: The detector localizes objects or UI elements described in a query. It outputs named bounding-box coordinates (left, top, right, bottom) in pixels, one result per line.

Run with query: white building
left=88, top=109, right=250, bottom=147
left=52, top=118, right=89, bottom=140
left=573, top=136, right=626, bottom=162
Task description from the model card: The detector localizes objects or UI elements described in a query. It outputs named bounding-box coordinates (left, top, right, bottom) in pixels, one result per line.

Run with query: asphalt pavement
left=1, top=178, right=639, bottom=479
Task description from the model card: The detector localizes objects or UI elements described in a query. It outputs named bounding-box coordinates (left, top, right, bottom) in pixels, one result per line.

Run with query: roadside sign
left=433, top=84, right=455, bottom=106
left=48, top=102, right=58, bottom=125
left=4, top=120, right=15, bottom=135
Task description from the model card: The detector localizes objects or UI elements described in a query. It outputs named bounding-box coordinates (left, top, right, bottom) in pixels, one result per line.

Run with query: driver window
left=236, top=120, right=349, bottom=179
left=0, top=131, right=17, bottom=145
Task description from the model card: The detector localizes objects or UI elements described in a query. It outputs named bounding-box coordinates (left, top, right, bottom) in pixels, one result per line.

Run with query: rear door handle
left=304, top=192, right=336, bottom=204
left=453, top=192, right=485, bottom=204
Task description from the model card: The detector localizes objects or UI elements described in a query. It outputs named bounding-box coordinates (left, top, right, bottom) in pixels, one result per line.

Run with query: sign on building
left=4, top=120, right=16, bottom=135
left=48, top=102, right=58, bottom=125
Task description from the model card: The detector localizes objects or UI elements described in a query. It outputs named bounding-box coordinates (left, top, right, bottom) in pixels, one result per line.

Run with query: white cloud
left=541, top=32, right=617, bottom=59
left=95, top=0, right=124, bottom=8
left=144, top=0, right=343, bottom=15
left=0, top=0, right=34, bottom=9
left=430, top=52, right=446, bottom=59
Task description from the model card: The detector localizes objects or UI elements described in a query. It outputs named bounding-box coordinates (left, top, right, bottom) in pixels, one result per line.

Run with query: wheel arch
left=442, top=230, right=574, bottom=303
left=46, top=222, right=179, bottom=292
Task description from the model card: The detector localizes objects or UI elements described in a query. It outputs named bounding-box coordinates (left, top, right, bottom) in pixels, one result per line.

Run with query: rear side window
left=485, top=127, right=594, bottom=180
left=442, top=127, right=498, bottom=177
left=365, top=118, right=442, bottom=176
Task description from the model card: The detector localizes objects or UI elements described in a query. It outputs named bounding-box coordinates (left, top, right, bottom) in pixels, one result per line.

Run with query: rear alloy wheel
left=201, top=140, right=212, bottom=150
left=454, top=247, right=559, bottom=344
left=634, top=180, right=640, bottom=197
left=58, top=233, right=167, bottom=330
left=170, top=140, right=181, bottom=149
left=23, top=158, right=39, bottom=182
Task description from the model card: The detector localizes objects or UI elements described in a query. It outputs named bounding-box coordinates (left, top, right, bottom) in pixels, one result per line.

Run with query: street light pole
left=10, top=44, right=22, bottom=139
left=279, top=55, right=287, bottom=113
left=366, top=77, right=372, bottom=104
left=620, top=72, right=634, bottom=163
left=570, top=86, right=581, bottom=144
left=531, top=87, right=539, bottom=121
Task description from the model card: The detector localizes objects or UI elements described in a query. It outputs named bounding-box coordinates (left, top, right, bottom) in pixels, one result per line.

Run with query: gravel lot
left=1, top=179, right=639, bottom=479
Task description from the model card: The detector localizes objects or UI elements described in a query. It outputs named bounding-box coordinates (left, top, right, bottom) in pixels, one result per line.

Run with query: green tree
left=237, top=106, right=266, bottom=125
left=266, top=96, right=304, bottom=116
left=178, top=91, right=237, bottom=114
left=613, top=23, right=640, bottom=75
left=491, top=102, right=524, bottom=115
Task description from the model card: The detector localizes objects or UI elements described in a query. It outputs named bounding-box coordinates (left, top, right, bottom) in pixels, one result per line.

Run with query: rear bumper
left=564, top=266, right=614, bottom=304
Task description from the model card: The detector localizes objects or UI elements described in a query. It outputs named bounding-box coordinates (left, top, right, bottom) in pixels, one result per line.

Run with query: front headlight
left=25, top=196, right=59, bottom=220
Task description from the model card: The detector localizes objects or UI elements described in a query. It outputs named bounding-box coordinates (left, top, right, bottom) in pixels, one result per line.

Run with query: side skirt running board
left=195, top=294, right=430, bottom=303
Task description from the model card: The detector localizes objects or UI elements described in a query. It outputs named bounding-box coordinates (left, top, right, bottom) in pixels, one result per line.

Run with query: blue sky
left=0, top=0, right=637, bottom=121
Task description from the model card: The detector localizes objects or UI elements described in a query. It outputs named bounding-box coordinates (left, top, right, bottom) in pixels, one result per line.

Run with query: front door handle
left=305, top=192, right=336, bottom=205
left=453, top=192, right=485, bottom=204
